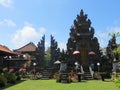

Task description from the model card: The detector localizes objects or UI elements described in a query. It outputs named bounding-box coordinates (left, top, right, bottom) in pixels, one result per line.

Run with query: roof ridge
left=16, top=42, right=36, bottom=50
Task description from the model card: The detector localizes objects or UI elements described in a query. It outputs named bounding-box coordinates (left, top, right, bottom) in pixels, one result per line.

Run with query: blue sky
left=0, top=0, right=120, bottom=50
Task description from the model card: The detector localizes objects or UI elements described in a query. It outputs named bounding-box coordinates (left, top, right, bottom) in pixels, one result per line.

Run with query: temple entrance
left=80, top=45, right=88, bottom=65
left=66, top=10, right=101, bottom=80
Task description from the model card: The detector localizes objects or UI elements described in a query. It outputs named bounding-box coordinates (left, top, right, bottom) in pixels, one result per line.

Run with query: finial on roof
left=80, top=9, right=84, bottom=16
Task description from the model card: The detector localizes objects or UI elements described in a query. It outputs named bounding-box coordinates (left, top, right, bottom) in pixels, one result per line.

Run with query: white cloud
left=12, top=24, right=46, bottom=48
left=0, top=0, right=13, bottom=8
left=95, top=26, right=120, bottom=48
left=95, top=30, right=108, bottom=48
left=0, top=19, right=16, bottom=27
left=39, top=27, right=46, bottom=34
left=107, top=26, right=120, bottom=33
left=58, top=42, right=66, bottom=50
left=95, top=31, right=108, bottom=39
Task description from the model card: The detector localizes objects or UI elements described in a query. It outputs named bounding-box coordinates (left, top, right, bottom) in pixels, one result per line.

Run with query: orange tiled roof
left=0, top=45, right=18, bottom=55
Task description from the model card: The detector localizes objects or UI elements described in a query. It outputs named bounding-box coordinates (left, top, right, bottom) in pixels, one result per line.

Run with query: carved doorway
left=80, top=45, right=88, bottom=65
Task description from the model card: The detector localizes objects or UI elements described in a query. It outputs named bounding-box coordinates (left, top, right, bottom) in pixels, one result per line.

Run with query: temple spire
left=80, top=9, right=84, bottom=16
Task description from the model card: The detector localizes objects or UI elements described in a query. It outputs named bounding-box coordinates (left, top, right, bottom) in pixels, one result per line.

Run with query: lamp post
left=97, top=62, right=100, bottom=73
left=75, top=62, right=81, bottom=82
left=75, top=62, right=79, bottom=73
left=33, top=62, right=36, bottom=78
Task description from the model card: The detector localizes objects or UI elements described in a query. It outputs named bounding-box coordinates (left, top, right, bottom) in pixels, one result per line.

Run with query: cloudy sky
left=0, top=0, right=120, bottom=50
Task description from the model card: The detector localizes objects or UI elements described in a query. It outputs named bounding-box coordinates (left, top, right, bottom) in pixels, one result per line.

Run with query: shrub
left=93, top=72, right=101, bottom=79
left=2, top=68, right=8, bottom=73
left=5, top=73, right=16, bottom=84
left=0, top=74, right=7, bottom=87
left=115, top=76, right=120, bottom=88
left=15, top=71, right=21, bottom=81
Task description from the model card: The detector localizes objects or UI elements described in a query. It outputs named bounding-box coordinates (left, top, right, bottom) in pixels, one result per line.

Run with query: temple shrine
left=66, top=9, right=101, bottom=72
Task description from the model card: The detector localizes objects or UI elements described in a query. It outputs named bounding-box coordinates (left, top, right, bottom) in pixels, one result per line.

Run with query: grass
left=1, top=79, right=119, bottom=90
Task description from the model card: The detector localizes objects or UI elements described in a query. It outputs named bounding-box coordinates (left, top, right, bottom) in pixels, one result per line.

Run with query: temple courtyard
left=1, top=79, right=119, bottom=90
left=0, top=8, right=120, bottom=90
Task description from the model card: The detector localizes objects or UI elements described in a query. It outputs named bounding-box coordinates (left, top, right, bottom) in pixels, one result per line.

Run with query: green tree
left=108, top=32, right=120, bottom=61
left=112, top=44, right=120, bottom=72
left=108, top=32, right=120, bottom=38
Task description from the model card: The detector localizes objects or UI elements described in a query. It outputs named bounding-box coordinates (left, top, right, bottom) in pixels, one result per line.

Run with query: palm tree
left=108, top=32, right=120, bottom=38
left=108, top=32, right=120, bottom=49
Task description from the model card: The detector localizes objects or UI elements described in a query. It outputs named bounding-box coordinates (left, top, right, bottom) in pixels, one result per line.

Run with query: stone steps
left=41, top=69, right=52, bottom=80
left=82, top=65, right=93, bottom=80
left=84, top=72, right=93, bottom=80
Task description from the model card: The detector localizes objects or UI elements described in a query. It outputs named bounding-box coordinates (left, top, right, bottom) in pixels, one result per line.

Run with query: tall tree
left=108, top=32, right=120, bottom=38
